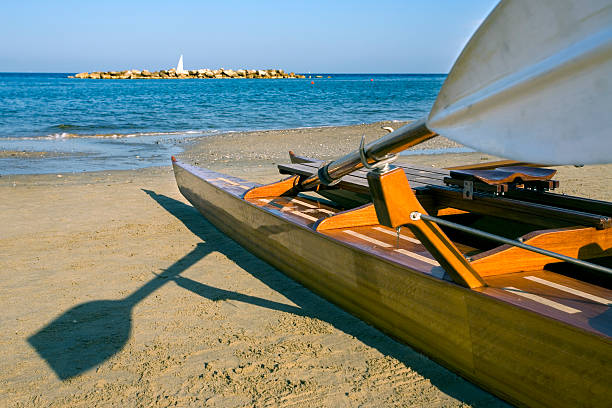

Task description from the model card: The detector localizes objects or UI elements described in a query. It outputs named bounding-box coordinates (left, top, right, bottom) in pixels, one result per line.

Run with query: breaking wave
left=2, top=130, right=217, bottom=141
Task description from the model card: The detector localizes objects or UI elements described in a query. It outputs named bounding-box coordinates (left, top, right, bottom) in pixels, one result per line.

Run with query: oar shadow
left=27, top=189, right=314, bottom=382
left=142, top=189, right=506, bottom=407
left=27, top=241, right=210, bottom=380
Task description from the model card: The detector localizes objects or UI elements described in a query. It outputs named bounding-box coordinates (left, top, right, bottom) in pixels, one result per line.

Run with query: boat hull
left=173, top=160, right=611, bottom=408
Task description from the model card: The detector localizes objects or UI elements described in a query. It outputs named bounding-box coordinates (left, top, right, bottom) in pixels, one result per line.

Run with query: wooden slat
left=279, top=162, right=446, bottom=189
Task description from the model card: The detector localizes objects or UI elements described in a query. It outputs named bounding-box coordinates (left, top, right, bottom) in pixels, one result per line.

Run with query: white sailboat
left=176, top=55, right=186, bottom=74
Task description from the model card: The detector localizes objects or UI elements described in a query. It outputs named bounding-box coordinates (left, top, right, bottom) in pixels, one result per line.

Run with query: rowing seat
left=444, top=166, right=559, bottom=195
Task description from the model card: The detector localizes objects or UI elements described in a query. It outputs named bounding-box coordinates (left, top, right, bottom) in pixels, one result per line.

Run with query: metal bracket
left=359, top=135, right=398, bottom=174
left=317, top=164, right=341, bottom=186
left=463, top=180, right=474, bottom=200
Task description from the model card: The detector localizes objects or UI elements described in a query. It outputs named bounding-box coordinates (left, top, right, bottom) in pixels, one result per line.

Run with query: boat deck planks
left=189, top=163, right=612, bottom=338
left=254, top=189, right=612, bottom=338
left=189, top=162, right=612, bottom=339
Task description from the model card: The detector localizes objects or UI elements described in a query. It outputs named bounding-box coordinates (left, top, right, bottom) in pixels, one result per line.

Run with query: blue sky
left=1, top=0, right=499, bottom=73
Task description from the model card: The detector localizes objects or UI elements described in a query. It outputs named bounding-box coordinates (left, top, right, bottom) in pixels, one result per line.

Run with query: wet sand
left=1, top=122, right=610, bottom=407
left=0, top=150, right=79, bottom=159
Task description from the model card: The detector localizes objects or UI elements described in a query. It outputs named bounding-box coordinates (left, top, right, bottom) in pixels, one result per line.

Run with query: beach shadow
left=139, top=190, right=507, bottom=407
left=28, top=188, right=504, bottom=404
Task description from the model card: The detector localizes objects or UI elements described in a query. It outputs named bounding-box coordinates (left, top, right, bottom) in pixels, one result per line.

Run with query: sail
left=176, top=55, right=185, bottom=74
left=427, top=0, right=612, bottom=165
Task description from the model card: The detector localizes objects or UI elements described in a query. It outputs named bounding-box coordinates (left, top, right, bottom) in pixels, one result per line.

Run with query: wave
left=1, top=130, right=218, bottom=141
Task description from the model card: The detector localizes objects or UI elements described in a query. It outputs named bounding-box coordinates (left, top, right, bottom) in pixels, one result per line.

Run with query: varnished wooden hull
left=173, top=160, right=611, bottom=408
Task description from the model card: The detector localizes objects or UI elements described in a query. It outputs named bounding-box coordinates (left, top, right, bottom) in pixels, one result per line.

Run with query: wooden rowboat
left=172, top=1, right=612, bottom=405
left=172, top=157, right=611, bottom=408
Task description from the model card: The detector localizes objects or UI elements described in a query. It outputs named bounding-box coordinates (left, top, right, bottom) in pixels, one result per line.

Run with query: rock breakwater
left=69, top=68, right=305, bottom=79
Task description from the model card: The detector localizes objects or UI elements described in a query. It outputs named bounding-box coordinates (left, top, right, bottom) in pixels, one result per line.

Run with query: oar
left=299, top=0, right=612, bottom=191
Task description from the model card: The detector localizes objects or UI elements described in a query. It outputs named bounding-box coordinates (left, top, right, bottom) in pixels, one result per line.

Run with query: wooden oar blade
left=428, top=0, right=612, bottom=165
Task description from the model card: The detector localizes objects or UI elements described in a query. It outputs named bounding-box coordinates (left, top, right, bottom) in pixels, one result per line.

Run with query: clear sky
left=0, top=0, right=499, bottom=73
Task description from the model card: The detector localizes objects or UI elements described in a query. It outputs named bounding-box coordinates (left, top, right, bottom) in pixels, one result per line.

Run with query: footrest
left=444, top=166, right=559, bottom=194
left=449, top=166, right=557, bottom=185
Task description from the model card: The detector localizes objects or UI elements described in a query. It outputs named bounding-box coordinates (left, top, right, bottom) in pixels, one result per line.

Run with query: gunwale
left=173, top=159, right=611, bottom=408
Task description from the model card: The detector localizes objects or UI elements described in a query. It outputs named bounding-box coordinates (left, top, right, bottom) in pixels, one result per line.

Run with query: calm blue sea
left=0, top=72, right=446, bottom=174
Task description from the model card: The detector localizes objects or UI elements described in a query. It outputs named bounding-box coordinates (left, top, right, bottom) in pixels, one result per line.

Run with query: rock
left=75, top=72, right=89, bottom=79
left=101, top=74, right=111, bottom=79
left=131, top=69, right=141, bottom=75
left=236, top=69, right=246, bottom=77
left=222, top=69, right=237, bottom=78
left=188, top=70, right=198, bottom=75
left=257, top=70, right=268, bottom=77
left=141, top=70, right=152, bottom=76
left=204, top=70, right=214, bottom=78
left=89, top=73, right=100, bottom=79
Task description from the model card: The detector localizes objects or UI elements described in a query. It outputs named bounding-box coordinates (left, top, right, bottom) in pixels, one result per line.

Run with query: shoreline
left=3, top=121, right=611, bottom=200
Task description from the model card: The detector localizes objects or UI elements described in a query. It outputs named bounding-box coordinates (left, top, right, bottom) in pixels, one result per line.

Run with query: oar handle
left=299, top=118, right=435, bottom=190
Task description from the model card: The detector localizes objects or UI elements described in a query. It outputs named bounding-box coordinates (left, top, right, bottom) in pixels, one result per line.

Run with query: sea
left=0, top=73, right=450, bottom=175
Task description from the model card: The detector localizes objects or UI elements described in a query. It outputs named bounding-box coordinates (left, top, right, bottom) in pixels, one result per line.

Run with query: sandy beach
left=1, top=123, right=610, bottom=407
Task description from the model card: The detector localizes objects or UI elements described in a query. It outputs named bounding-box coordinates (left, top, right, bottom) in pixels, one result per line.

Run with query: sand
left=1, top=122, right=610, bottom=407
